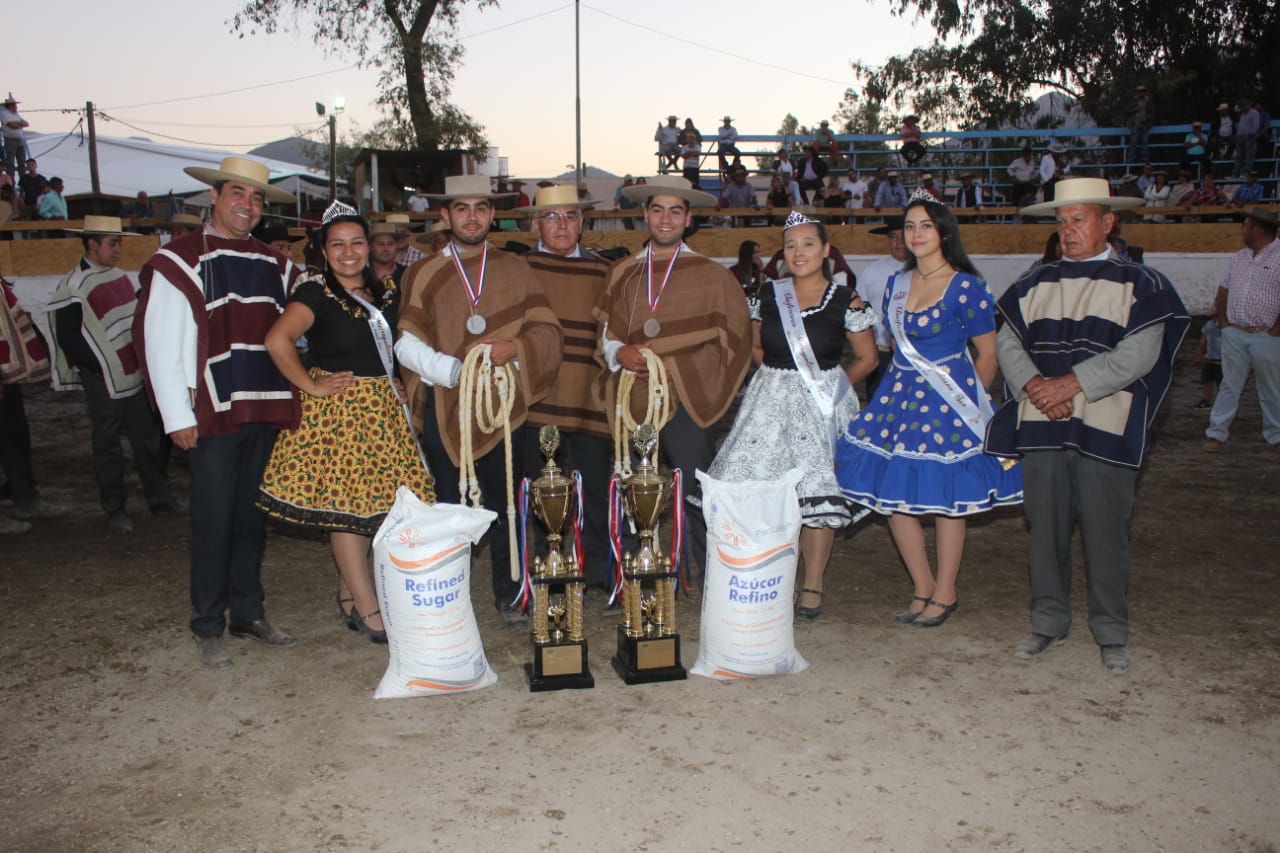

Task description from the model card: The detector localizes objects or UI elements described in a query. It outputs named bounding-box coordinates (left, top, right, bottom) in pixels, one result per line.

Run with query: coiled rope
left=613, top=348, right=672, bottom=477
left=458, top=344, right=520, bottom=581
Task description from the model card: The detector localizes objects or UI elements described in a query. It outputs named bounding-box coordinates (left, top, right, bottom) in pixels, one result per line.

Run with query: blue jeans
left=1206, top=326, right=1280, bottom=444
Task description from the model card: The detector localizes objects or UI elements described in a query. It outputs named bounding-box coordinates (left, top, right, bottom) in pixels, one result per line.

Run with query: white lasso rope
left=613, top=348, right=672, bottom=477
left=458, top=344, right=520, bottom=581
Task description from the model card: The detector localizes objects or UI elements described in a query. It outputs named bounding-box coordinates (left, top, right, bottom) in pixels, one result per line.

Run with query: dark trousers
left=1022, top=450, right=1137, bottom=646
left=659, top=406, right=712, bottom=577
left=864, top=349, right=891, bottom=400
left=420, top=392, right=525, bottom=608
left=187, top=423, right=276, bottom=637
left=0, top=382, right=38, bottom=507
left=521, top=425, right=614, bottom=588
left=80, top=371, right=173, bottom=513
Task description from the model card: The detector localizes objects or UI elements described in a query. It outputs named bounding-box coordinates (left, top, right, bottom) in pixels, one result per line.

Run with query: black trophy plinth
left=611, top=625, right=687, bottom=684
left=525, top=638, right=595, bottom=691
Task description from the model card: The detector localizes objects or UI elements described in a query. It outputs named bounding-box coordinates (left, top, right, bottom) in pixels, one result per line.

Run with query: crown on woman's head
left=783, top=209, right=821, bottom=230
left=907, top=187, right=938, bottom=205
left=321, top=200, right=359, bottom=225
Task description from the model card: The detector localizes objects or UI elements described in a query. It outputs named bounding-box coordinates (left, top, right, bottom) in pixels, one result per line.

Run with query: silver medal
left=466, top=314, right=487, bottom=335
left=643, top=318, right=661, bottom=338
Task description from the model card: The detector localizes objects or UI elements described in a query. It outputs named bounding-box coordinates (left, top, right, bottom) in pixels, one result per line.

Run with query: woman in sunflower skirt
left=835, top=194, right=1021, bottom=628
left=257, top=202, right=434, bottom=642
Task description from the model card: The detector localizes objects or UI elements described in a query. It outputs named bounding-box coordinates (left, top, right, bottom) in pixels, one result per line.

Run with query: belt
left=1232, top=324, right=1271, bottom=334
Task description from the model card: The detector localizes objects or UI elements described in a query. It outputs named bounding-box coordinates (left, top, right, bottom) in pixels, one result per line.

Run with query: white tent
left=21, top=131, right=337, bottom=202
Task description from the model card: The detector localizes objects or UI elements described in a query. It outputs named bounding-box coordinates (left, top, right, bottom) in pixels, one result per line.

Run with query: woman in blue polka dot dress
left=835, top=194, right=1022, bottom=627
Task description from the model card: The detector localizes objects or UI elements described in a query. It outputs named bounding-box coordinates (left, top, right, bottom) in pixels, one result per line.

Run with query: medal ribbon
left=449, top=240, right=488, bottom=311
left=645, top=243, right=681, bottom=313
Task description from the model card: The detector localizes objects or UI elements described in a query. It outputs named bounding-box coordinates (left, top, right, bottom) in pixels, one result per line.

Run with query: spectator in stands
left=120, top=192, right=155, bottom=234
left=38, top=177, right=67, bottom=221
left=614, top=175, right=640, bottom=229
left=1228, top=171, right=1265, bottom=207
left=1143, top=170, right=1171, bottom=222
left=0, top=185, right=19, bottom=229
left=1256, top=101, right=1274, bottom=161
left=1233, top=98, right=1260, bottom=179
left=406, top=185, right=431, bottom=213
left=1203, top=207, right=1280, bottom=452
left=899, top=115, right=925, bottom=165
left=18, top=159, right=44, bottom=219
left=728, top=239, right=765, bottom=301
left=952, top=172, right=984, bottom=211
left=1115, top=174, right=1144, bottom=200
left=655, top=115, right=680, bottom=173
left=419, top=221, right=452, bottom=254
left=765, top=175, right=800, bottom=224
left=1168, top=169, right=1196, bottom=208
left=510, top=180, right=530, bottom=209
left=866, top=167, right=887, bottom=204
left=772, top=147, right=795, bottom=182
left=717, top=116, right=741, bottom=174
left=873, top=170, right=908, bottom=210
left=1108, top=220, right=1144, bottom=263
left=1211, top=103, right=1234, bottom=160
left=255, top=223, right=294, bottom=257
left=813, top=119, right=839, bottom=163
left=1038, top=232, right=1062, bottom=265
left=796, top=145, right=828, bottom=199
left=1039, top=144, right=1068, bottom=202
left=1183, top=172, right=1227, bottom=209
left=680, top=117, right=703, bottom=146
left=917, top=172, right=943, bottom=202
left=385, top=212, right=425, bottom=267
left=1183, top=121, right=1212, bottom=176
left=841, top=169, right=869, bottom=209
left=162, top=213, right=202, bottom=240
left=368, top=222, right=406, bottom=286
left=718, top=167, right=758, bottom=223
left=1128, top=85, right=1152, bottom=165
left=680, top=131, right=703, bottom=190
left=1006, top=146, right=1037, bottom=207
left=1136, top=162, right=1156, bottom=194
left=1, top=94, right=28, bottom=180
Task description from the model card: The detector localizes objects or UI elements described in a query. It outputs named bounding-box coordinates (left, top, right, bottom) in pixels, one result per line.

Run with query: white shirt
left=840, top=179, right=868, bottom=209
left=858, top=255, right=906, bottom=350
left=718, top=124, right=738, bottom=146
left=406, top=194, right=431, bottom=213
left=1006, top=156, right=1036, bottom=183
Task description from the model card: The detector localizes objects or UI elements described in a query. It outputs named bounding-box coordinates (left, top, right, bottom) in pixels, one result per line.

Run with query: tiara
left=321, top=200, right=359, bottom=225
left=783, top=209, right=820, bottom=230
left=907, top=187, right=937, bottom=205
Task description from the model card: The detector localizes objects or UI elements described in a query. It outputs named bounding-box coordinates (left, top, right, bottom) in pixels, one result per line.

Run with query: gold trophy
left=525, top=425, right=594, bottom=691
left=611, top=423, right=687, bottom=684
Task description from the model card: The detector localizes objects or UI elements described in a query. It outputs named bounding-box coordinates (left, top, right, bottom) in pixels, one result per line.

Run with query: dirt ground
left=2, top=333, right=1278, bottom=853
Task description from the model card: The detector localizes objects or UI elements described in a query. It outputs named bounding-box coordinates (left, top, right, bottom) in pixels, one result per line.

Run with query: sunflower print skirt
left=257, top=372, right=435, bottom=535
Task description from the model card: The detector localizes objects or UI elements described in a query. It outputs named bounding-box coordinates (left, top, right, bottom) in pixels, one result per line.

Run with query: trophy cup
left=611, top=423, right=688, bottom=684
left=525, top=425, right=594, bottom=691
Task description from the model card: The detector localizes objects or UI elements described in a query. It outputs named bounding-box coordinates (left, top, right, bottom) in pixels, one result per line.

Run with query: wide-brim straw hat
left=164, top=213, right=203, bottom=230
left=369, top=222, right=397, bottom=236
left=1020, top=177, right=1145, bottom=216
left=384, top=212, right=419, bottom=230
left=183, top=156, right=295, bottom=204
left=424, top=174, right=516, bottom=201
left=70, top=215, right=134, bottom=236
left=511, top=184, right=598, bottom=215
left=619, top=175, right=716, bottom=208
left=1047, top=142, right=1068, bottom=154
left=413, top=220, right=453, bottom=247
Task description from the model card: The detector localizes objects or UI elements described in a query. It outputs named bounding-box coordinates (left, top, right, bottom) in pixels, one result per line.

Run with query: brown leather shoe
left=195, top=635, right=233, bottom=670
left=228, top=618, right=296, bottom=647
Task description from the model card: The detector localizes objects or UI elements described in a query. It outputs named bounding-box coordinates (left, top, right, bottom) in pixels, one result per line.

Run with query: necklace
left=918, top=263, right=950, bottom=278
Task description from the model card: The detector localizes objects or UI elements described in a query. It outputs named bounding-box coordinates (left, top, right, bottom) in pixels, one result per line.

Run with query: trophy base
left=611, top=625, right=687, bottom=684
left=525, top=640, right=594, bottom=692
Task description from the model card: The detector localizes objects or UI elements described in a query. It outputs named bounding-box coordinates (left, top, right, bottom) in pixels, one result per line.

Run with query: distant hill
left=250, top=137, right=325, bottom=168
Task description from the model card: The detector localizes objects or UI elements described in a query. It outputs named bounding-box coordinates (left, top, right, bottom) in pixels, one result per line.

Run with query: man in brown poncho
left=396, top=175, right=563, bottom=624
left=594, top=175, right=752, bottom=577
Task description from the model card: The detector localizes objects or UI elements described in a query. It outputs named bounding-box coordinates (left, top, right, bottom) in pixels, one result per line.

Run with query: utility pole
left=328, top=112, right=337, bottom=201
left=574, top=0, right=582, bottom=181
left=86, top=101, right=101, bottom=195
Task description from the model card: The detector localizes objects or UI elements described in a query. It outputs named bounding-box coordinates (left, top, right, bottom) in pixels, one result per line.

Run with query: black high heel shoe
left=796, top=588, right=825, bottom=621
left=352, top=605, right=388, bottom=644
left=336, top=591, right=357, bottom=632
left=912, top=599, right=958, bottom=629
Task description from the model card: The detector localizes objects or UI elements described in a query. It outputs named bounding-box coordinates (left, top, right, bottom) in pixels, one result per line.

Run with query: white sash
left=886, top=270, right=992, bottom=441
left=773, top=278, right=852, bottom=450
left=350, top=290, right=432, bottom=475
